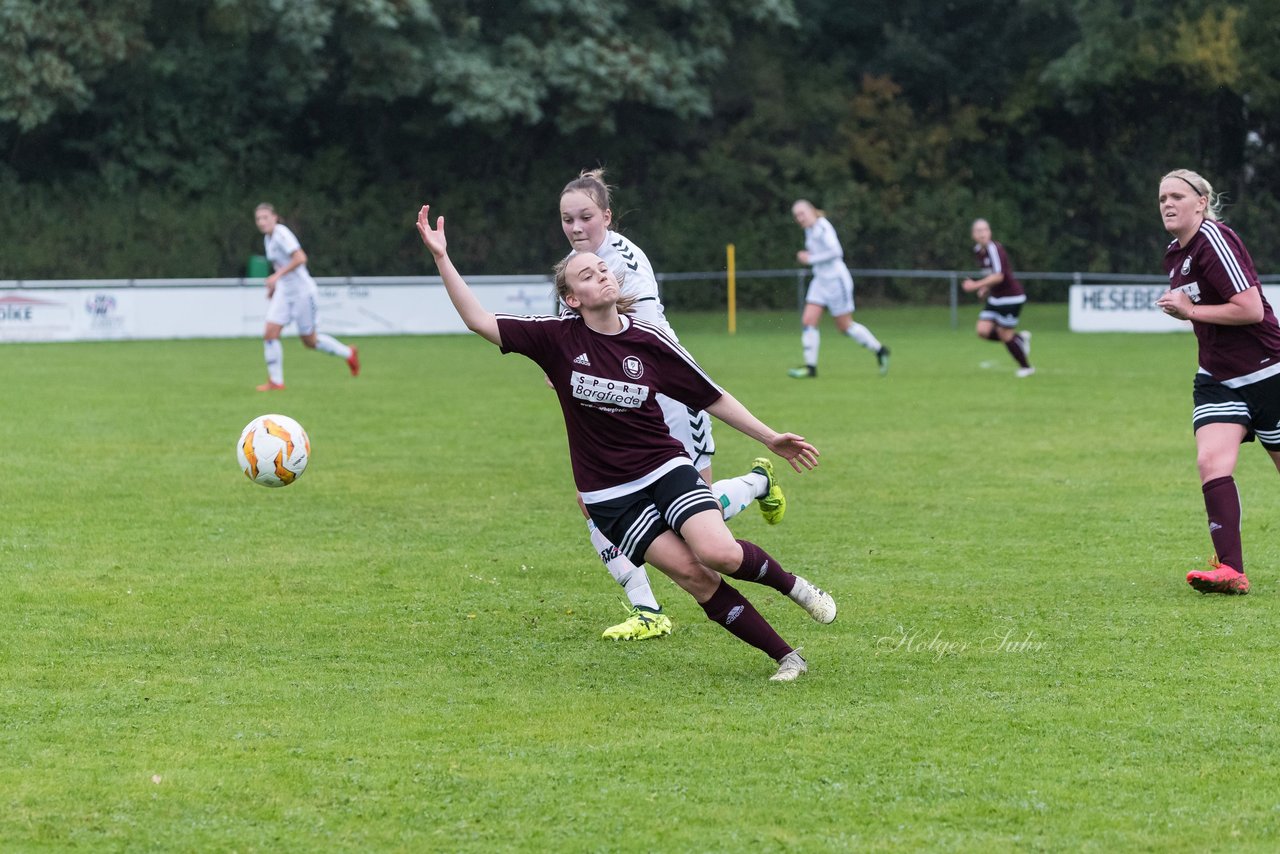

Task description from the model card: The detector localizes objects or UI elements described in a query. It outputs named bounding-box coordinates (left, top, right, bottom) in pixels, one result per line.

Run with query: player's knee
left=693, top=540, right=742, bottom=574
left=1196, top=444, right=1235, bottom=479
left=1196, top=448, right=1227, bottom=479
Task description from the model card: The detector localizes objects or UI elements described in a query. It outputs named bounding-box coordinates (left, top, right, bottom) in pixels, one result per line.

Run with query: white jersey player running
left=559, top=170, right=787, bottom=641
left=788, top=199, right=890, bottom=378
left=253, top=203, right=360, bottom=391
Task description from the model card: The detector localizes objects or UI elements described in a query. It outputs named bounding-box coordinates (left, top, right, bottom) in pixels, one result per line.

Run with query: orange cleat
left=1187, top=561, right=1250, bottom=595
left=347, top=345, right=360, bottom=377
left=256, top=381, right=286, bottom=392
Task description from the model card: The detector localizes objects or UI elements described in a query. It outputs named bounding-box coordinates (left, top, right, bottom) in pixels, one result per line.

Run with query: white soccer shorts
left=265, top=287, right=319, bottom=335
left=804, top=268, right=856, bottom=316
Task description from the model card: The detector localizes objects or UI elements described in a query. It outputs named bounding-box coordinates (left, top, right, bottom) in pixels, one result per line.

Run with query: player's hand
left=977, top=286, right=990, bottom=299
left=765, top=432, right=819, bottom=473
left=416, top=205, right=447, bottom=258
left=1156, top=289, right=1193, bottom=320
left=961, top=277, right=978, bottom=293
left=796, top=250, right=811, bottom=265
left=265, top=272, right=279, bottom=288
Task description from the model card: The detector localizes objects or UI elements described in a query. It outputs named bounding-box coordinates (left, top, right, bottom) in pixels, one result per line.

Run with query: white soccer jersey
left=264, top=224, right=316, bottom=294
left=570, top=230, right=675, bottom=339
left=805, top=217, right=849, bottom=279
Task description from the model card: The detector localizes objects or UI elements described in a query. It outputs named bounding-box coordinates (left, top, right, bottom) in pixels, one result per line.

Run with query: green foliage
left=0, top=0, right=148, bottom=131
left=5, top=0, right=1280, bottom=286
left=5, top=310, right=1280, bottom=848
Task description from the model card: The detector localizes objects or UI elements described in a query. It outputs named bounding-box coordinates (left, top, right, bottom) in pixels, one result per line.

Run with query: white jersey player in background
left=558, top=170, right=786, bottom=641
left=253, top=203, right=360, bottom=391
left=788, top=199, right=890, bottom=378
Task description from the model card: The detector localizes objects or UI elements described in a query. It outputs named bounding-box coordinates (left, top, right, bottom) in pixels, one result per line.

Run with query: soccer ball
left=237, top=413, right=310, bottom=487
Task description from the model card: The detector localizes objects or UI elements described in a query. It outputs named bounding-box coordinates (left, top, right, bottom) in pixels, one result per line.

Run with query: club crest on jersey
left=1181, top=257, right=1192, bottom=276
left=622, top=356, right=644, bottom=379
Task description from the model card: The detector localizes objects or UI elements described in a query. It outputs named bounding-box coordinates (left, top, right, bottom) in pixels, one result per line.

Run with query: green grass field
left=3, top=305, right=1280, bottom=851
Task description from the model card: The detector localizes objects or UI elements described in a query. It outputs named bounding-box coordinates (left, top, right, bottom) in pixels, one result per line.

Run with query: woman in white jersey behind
left=253, top=203, right=360, bottom=391
left=559, top=170, right=786, bottom=641
left=788, top=200, right=890, bottom=378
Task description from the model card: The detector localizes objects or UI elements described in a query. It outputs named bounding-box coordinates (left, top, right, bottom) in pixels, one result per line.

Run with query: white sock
left=801, top=325, right=819, bottom=367
left=588, top=520, right=660, bottom=611
left=845, top=321, right=881, bottom=352
left=264, top=339, right=284, bottom=384
left=314, top=333, right=352, bottom=359
left=713, top=471, right=769, bottom=521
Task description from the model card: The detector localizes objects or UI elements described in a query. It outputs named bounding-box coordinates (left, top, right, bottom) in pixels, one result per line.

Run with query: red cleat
left=1187, top=562, right=1250, bottom=595
left=255, top=380, right=286, bottom=392
left=346, top=345, right=360, bottom=377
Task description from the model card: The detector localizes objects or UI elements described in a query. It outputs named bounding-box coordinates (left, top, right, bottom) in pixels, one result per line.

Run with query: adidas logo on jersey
left=573, top=353, right=591, bottom=366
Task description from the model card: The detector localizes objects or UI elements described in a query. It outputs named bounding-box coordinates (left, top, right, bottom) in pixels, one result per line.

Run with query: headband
left=1176, top=176, right=1204, bottom=197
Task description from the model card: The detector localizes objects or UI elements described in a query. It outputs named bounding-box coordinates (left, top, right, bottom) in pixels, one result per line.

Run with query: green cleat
left=787, top=365, right=816, bottom=379
left=751, top=457, right=786, bottom=525
left=601, top=607, right=672, bottom=641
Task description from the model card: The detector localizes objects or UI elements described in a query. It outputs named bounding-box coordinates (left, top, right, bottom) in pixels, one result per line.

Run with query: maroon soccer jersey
left=1164, top=220, right=1280, bottom=387
left=974, top=241, right=1025, bottom=300
left=497, top=313, right=723, bottom=497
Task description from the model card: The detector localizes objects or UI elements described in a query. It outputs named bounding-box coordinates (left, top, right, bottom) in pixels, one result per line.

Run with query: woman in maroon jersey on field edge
left=414, top=204, right=838, bottom=681
left=1155, top=169, right=1280, bottom=595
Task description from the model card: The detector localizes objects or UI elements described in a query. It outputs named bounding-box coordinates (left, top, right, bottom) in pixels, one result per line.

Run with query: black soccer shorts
left=1192, top=371, right=1280, bottom=450
left=585, top=463, right=722, bottom=566
left=979, top=298, right=1025, bottom=328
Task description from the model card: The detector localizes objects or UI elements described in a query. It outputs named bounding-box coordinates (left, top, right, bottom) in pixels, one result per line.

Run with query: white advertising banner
left=1070, top=284, right=1280, bottom=332
left=0, top=277, right=554, bottom=343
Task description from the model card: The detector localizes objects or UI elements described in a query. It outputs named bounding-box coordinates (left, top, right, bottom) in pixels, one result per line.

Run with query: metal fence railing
left=658, top=269, right=1280, bottom=328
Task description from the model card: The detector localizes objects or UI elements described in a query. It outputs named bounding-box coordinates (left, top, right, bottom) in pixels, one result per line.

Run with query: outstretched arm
left=415, top=205, right=501, bottom=346
left=705, top=392, right=819, bottom=473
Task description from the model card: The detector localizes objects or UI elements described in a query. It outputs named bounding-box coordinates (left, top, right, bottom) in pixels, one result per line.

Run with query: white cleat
left=788, top=576, right=837, bottom=624
left=1017, top=330, right=1031, bottom=358
left=1016, top=366, right=1036, bottom=378
left=770, top=650, right=808, bottom=682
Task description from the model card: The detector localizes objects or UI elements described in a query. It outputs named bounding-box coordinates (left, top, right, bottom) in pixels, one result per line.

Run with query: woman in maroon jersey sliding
left=1155, top=169, right=1280, bottom=595
left=415, top=204, right=837, bottom=681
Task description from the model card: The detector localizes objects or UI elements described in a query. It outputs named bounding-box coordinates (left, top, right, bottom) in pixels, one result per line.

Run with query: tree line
left=2, top=0, right=1276, bottom=305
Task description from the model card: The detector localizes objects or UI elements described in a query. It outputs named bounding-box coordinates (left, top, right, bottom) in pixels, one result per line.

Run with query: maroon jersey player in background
left=414, top=204, right=838, bottom=681
left=962, top=219, right=1034, bottom=377
left=1155, top=168, right=1280, bottom=595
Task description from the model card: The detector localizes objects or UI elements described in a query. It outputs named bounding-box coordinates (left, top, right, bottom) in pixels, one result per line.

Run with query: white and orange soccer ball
left=236, top=413, right=310, bottom=487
